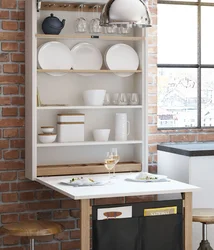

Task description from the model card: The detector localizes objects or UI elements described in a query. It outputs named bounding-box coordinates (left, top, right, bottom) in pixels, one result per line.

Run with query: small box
left=57, top=114, right=85, bottom=142
left=57, top=113, right=85, bottom=123
left=57, top=122, right=84, bottom=142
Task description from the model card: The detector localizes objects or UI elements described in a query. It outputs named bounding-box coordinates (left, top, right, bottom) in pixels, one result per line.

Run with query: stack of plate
left=105, top=43, right=139, bottom=77
left=38, top=41, right=73, bottom=76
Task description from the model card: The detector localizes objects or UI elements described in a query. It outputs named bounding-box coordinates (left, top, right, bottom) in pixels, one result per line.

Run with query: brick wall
left=1, top=0, right=206, bottom=249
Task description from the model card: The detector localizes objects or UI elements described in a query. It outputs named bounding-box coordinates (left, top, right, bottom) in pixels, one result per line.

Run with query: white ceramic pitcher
left=115, top=113, right=130, bottom=141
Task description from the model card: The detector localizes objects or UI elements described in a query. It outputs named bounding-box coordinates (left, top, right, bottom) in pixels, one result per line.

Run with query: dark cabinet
left=92, top=195, right=183, bottom=250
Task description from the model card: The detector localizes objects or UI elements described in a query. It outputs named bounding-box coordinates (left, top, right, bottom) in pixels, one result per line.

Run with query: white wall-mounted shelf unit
left=25, top=0, right=148, bottom=180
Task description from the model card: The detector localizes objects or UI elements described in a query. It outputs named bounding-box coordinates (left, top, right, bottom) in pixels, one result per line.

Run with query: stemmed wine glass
left=75, top=4, right=87, bottom=33
left=104, top=152, right=115, bottom=180
left=111, top=148, right=120, bottom=177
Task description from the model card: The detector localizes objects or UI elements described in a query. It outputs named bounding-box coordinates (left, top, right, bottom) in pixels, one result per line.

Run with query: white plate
left=126, top=172, right=168, bottom=183
left=60, top=177, right=109, bottom=187
left=105, top=44, right=139, bottom=77
left=38, top=41, right=73, bottom=76
left=70, top=43, right=103, bottom=76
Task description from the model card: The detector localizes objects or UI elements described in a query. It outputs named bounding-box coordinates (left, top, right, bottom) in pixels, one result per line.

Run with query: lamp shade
left=100, top=0, right=152, bottom=27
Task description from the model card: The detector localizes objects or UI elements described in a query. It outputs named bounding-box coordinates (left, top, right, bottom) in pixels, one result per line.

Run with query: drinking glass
left=112, top=93, right=119, bottom=105
left=118, top=93, right=128, bottom=105
left=130, top=93, right=140, bottom=105
left=104, top=93, right=111, bottom=105
left=117, top=24, right=131, bottom=34
left=111, top=148, right=120, bottom=177
left=104, top=25, right=117, bottom=34
left=104, top=152, right=115, bottom=180
left=89, top=5, right=102, bottom=33
left=75, top=4, right=87, bottom=33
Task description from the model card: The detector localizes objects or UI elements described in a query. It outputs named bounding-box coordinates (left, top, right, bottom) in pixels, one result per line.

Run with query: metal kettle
left=42, top=13, right=65, bottom=35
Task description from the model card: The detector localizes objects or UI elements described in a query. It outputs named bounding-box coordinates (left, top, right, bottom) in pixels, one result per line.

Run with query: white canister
left=57, top=122, right=84, bottom=142
left=57, top=113, right=85, bottom=123
left=115, top=113, right=130, bottom=141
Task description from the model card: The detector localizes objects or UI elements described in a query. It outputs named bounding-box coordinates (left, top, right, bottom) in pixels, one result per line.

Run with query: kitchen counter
left=36, top=173, right=199, bottom=250
left=157, top=142, right=214, bottom=156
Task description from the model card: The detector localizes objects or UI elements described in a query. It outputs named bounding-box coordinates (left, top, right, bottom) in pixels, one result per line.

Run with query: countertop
left=157, top=142, right=214, bottom=156
left=36, top=173, right=199, bottom=200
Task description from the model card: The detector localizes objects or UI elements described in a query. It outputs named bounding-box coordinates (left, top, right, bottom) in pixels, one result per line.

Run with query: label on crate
left=97, top=206, right=132, bottom=220
left=144, top=206, right=177, bottom=216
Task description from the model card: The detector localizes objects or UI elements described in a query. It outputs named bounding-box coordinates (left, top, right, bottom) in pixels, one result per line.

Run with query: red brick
left=0, top=161, right=24, bottom=171
left=19, top=107, right=25, bottom=116
left=70, top=229, right=80, bottom=239
left=0, top=32, right=24, bottom=41
left=170, top=134, right=196, bottom=142
left=11, top=53, right=25, bottom=62
left=3, top=64, right=19, bottom=73
left=10, top=139, right=25, bottom=148
left=0, top=53, right=9, bottom=62
left=3, top=235, right=19, bottom=245
left=18, top=0, right=25, bottom=9
left=20, top=64, right=25, bottom=74
left=0, top=183, right=10, bottom=192
left=35, top=235, right=54, bottom=242
left=53, top=210, right=70, bottom=219
left=0, top=10, right=9, bottom=19
left=1, top=0, right=17, bottom=8
left=0, top=118, right=24, bottom=127
left=35, top=190, right=53, bottom=200
left=35, top=243, right=59, bottom=250
left=0, top=96, right=10, bottom=105
left=27, top=201, right=60, bottom=211
left=61, top=200, right=80, bottom=209
left=1, top=214, right=19, bottom=223
left=2, top=42, right=18, bottom=51
left=0, top=172, right=17, bottom=181
left=19, top=85, right=25, bottom=95
left=62, top=240, right=80, bottom=250
left=3, top=150, right=19, bottom=160
left=12, top=96, right=25, bottom=105
left=19, top=128, right=24, bottom=137
left=3, top=128, right=18, bottom=138
left=0, top=140, right=9, bottom=148
left=2, top=192, right=18, bottom=202
left=18, top=171, right=26, bottom=180
left=21, top=149, right=25, bottom=159
left=125, top=195, right=156, bottom=203
left=11, top=181, right=43, bottom=191
left=53, top=190, right=67, bottom=199
left=0, top=203, right=26, bottom=213
left=19, top=43, right=25, bottom=52
left=19, top=213, right=36, bottom=221
left=58, top=221, right=75, bottom=230
left=0, top=150, right=2, bottom=159
left=70, top=210, right=80, bottom=218
left=3, top=85, right=19, bottom=94
left=20, top=191, right=35, bottom=201
left=2, top=21, right=18, bottom=30
left=94, top=197, right=125, bottom=205
left=19, top=22, right=25, bottom=30
left=0, top=75, right=24, bottom=84
left=2, top=107, right=18, bottom=116
left=11, top=11, right=25, bottom=20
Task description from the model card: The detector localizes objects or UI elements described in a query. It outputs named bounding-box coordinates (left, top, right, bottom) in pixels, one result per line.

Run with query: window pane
left=158, top=5, right=197, bottom=64
left=201, top=7, right=214, bottom=64
left=158, top=68, right=198, bottom=128
left=201, top=69, right=214, bottom=127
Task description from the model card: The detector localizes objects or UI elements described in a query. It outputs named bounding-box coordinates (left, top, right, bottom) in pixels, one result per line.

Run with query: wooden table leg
left=80, top=199, right=91, bottom=250
left=184, top=192, right=192, bottom=250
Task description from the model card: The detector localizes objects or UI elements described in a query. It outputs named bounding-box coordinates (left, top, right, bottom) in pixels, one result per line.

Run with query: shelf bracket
left=37, top=0, right=42, bottom=12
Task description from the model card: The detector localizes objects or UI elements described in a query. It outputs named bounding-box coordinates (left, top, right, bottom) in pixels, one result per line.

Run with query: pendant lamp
left=100, top=0, right=152, bottom=27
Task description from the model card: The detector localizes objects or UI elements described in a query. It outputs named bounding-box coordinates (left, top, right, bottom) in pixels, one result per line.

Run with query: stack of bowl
left=38, top=126, right=57, bottom=143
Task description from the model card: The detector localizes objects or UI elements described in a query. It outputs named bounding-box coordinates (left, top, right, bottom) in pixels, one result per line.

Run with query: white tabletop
left=36, top=173, right=199, bottom=200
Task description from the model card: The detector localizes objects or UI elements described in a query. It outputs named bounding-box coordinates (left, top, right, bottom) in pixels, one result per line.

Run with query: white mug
left=115, top=113, right=130, bottom=141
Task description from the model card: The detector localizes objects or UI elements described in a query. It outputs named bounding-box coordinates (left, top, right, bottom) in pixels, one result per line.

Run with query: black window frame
left=157, top=0, right=214, bottom=129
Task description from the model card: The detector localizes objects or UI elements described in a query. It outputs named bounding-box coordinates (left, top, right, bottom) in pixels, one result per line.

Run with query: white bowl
left=83, top=90, right=106, bottom=106
left=38, top=134, right=57, bottom=143
left=93, top=129, right=110, bottom=142
left=41, top=126, right=54, bottom=134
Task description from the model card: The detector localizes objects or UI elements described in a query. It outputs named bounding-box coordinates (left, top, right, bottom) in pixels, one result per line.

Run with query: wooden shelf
left=41, top=2, right=104, bottom=12
left=37, top=140, right=143, bottom=148
left=37, top=69, right=142, bottom=73
left=37, top=105, right=143, bottom=110
left=36, top=34, right=144, bottom=41
left=37, top=162, right=142, bottom=177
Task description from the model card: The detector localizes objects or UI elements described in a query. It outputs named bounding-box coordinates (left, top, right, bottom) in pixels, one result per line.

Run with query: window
left=157, top=0, right=214, bottom=129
